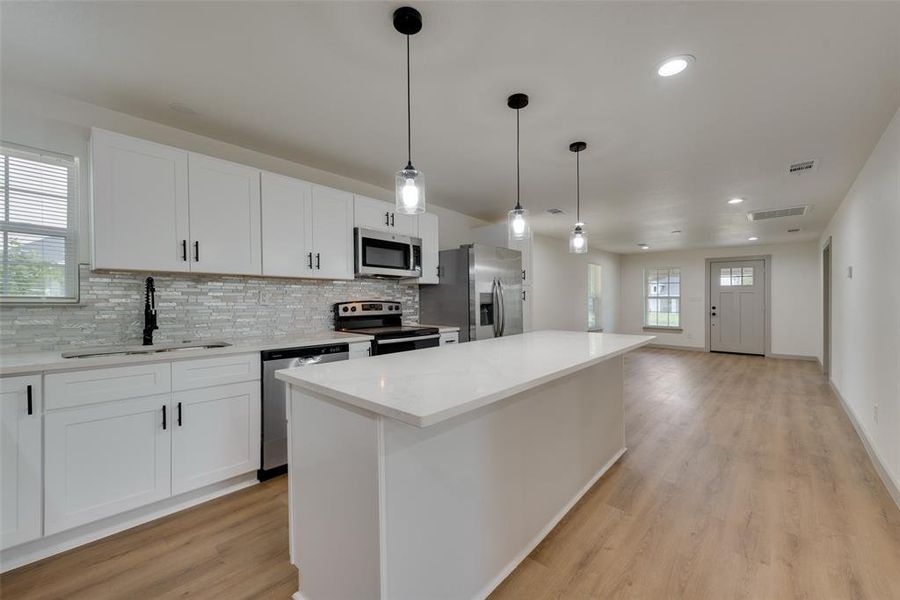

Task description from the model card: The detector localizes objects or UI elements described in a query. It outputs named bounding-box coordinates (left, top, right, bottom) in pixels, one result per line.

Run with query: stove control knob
left=350, top=306, right=357, bottom=312
left=342, top=306, right=349, bottom=312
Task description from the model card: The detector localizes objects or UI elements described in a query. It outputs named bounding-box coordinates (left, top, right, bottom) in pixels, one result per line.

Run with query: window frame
left=643, top=266, right=682, bottom=330
left=587, top=263, right=602, bottom=332
left=0, top=142, right=80, bottom=305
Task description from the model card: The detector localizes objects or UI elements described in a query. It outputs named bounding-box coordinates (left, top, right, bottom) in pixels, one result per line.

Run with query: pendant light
left=507, top=93, right=531, bottom=241
left=393, top=7, right=426, bottom=215
left=568, top=141, right=588, bottom=254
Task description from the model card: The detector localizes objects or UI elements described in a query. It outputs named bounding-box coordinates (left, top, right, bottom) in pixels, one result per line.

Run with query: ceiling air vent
left=545, top=208, right=566, bottom=215
left=747, top=206, right=809, bottom=221
left=788, top=159, right=817, bottom=175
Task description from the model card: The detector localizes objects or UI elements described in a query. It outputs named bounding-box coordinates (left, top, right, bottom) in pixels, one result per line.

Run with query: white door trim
left=704, top=254, right=772, bottom=356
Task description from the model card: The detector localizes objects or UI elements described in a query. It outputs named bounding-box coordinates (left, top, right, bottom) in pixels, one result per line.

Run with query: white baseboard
left=0, top=472, right=258, bottom=573
left=472, top=446, right=627, bottom=600
left=830, top=381, right=900, bottom=510
left=767, top=353, right=818, bottom=361
left=292, top=593, right=308, bottom=600
left=646, top=343, right=705, bottom=352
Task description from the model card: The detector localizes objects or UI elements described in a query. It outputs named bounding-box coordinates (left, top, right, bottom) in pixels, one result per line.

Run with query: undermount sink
left=61, top=340, right=232, bottom=359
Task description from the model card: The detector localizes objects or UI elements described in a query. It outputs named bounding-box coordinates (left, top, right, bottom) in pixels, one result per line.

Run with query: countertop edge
left=0, top=332, right=375, bottom=376
left=276, top=334, right=655, bottom=428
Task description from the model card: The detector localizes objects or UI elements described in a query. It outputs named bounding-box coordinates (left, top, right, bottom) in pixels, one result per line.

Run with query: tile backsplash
left=0, top=265, right=419, bottom=352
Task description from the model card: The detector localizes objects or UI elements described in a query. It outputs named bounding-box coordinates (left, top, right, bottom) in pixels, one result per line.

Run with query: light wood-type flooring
left=3, top=348, right=899, bottom=599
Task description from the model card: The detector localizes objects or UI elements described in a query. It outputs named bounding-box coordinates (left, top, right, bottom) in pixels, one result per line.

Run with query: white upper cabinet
left=188, top=154, right=262, bottom=275
left=0, top=376, right=42, bottom=550
left=309, top=185, right=354, bottom=280
left=260, top=174, right=353, bottom=280
left=261, top=172, right=312, bottom=278
left=92, top=128, right=190, bottom=272
left=416, top=212, right=440, bottom=284
left=354, top=195, right=415, bottom=236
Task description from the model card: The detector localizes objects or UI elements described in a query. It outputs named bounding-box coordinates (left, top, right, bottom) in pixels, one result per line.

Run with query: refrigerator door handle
left=497, top=279, right=505, bottom=336
left=491, top=278, right=500, bottom=337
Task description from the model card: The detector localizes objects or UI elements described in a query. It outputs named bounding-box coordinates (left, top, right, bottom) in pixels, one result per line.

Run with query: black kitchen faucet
left=143, top=276, right=158, bottom=346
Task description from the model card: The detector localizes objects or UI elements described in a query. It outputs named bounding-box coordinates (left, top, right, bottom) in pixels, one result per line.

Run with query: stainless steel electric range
left=334, top=301, right=440, bottom=355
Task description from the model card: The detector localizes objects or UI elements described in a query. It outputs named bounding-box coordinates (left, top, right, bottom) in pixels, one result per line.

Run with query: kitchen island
left=276, top=330, right=653, bottom=600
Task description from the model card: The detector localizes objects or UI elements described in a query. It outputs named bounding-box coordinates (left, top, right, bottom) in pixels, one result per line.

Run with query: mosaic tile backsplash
left=0, top=265, right=419, bottom=352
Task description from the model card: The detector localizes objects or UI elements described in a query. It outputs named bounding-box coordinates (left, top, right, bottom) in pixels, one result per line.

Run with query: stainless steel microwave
left=354, top=227, right=422, bottom=278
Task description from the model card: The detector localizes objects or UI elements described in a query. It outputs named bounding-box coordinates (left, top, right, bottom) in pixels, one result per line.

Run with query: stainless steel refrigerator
left=419, top=244, right=523, bottom=342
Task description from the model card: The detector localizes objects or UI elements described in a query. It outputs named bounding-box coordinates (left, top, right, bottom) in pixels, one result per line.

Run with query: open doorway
left=823, top=238, right=832, bottom=378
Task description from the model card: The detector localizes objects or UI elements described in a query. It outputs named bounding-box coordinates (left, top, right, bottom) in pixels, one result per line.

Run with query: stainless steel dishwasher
left=260, top=343, right=349, bottom=480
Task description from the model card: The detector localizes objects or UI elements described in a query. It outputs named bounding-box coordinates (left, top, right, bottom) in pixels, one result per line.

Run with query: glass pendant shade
left=395, top=165, right=425, bottom=214
left=569, top=223, right=588, bottom=254
left=508, top=206, right=531, bottom=241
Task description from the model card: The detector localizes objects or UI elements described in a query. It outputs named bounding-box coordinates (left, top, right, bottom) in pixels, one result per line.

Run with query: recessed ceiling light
left=748, top=236, right=759, bottom=241
left=638, top=243, right=650, bottom=249
left=656, top=54, right=694, bottom=77
left=728, top=197, right=744, bottom=205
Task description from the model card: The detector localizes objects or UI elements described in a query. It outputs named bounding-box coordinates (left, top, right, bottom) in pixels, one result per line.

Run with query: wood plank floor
left=3, top=348, right=899, bottom=599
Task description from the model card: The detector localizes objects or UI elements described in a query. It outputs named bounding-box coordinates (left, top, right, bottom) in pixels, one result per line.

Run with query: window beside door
left=587, top=263, right=602, bottom=331
left=0, top=144, right=79, bottom=303
left=644, top=267, right=681, bottom=328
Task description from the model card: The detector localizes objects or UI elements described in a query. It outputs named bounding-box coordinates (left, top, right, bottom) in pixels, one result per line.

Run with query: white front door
left=709, top=259, right=766, bottom=355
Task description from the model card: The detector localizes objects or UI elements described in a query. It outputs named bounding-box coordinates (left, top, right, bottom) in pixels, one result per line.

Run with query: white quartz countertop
left=276, top=330, right=654, bottom=427
left=0, top=331, right=374, bottom=376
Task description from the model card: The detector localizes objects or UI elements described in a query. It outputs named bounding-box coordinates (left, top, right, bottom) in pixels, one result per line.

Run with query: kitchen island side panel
left=381, top=356, right=625, bottom=600
left=289, top=388, right=382, bottom=600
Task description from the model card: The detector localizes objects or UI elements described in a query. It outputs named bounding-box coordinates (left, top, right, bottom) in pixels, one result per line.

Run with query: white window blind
left=0, top=144, right=79, bottom=303
left=645, top=267, right=681, bottom=328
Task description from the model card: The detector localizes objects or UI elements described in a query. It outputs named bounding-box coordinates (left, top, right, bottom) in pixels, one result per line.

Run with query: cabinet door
left=91, top=128, right=190, bottom=272
left=310, top=185, right=354, bottom=280
left=44, top=395, right=172, bottom=535
left=417, top=212, right=440, bottom=284
left=0, top=376, right=42, bottom=550
left=188, top=154, right=262, bottom=275
left=261, top=172, right=312, bottom=278
left=172, top=382, right=260, bottom=495
left=354, top=195, right=394, bottom=232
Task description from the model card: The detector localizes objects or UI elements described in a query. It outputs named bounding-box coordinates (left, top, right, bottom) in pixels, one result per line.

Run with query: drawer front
left=440, top=332, right=459, bottom=345
left=45, top=363, right=172, bottom=411
left=349, top=342, right=372, bottom=360
left=172, top=353, right=260, bottom=391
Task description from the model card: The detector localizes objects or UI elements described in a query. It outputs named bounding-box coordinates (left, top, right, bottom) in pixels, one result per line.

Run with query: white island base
left=282, top=332, right=652, bottom=600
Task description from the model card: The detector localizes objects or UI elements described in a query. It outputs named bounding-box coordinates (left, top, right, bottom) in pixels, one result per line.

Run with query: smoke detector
left=788, top=159, right=818, bottom=175
left=747, top=205, right=809, bottom=221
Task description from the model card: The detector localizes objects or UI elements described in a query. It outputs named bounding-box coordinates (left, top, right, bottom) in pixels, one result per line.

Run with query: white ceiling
left=2, top=1, right=899, bottom=253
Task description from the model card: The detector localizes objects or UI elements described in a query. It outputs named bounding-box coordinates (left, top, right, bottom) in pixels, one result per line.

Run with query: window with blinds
left=645, top=267, right=681, bottom=328
left=0, top=144, right=79, bottom=303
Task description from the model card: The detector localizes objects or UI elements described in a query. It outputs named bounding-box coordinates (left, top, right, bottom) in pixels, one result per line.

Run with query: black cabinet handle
left=177, top=402, right=182, bottom=427
left=307, top=252, right=313, bottom=269
left=385, top=211, right=390, bottom=226
left=181, top=240, right=188, bottom=261
left=193, top=241, right=199, bottom=262
left=26, top=384, right=33, bottom=415
left=522, top=269, right=526, bottom=281
left=390, top=213, right=395, bottom=227
left=522, top=290, right=527, bottom=301
left=316, top=253, right=321, bottom=269
left=162, top=405, right=167, bottom=430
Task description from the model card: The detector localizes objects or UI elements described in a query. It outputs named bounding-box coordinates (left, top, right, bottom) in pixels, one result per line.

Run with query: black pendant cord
left=576, top=149, right=581, bottom=223
left=515, top=108, right=521, bottom=210
left=405, top=34, right=413, bottom=170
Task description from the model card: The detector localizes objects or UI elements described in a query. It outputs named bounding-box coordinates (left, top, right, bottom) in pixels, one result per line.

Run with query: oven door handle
left=376, top=334, right=441, bottom=345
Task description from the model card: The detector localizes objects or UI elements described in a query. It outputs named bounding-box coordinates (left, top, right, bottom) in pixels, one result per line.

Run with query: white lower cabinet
left=439, top=332, right=459, bottom=346
left=0, top=376, right=42, bottom=550
left=172, top=382, right=260, bottom=495
left=44, top=394, right=172, bottom=535
left=349, top=342, right=372, bottom=359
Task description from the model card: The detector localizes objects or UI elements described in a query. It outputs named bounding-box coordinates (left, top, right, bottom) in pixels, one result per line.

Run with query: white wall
left=619, top=242, right=820, bottom=357
left=0, top=82, right=483, bottom=262
left=821, top=107, right=900, bottom=499
left=531, top=235, right=621, bottom=333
